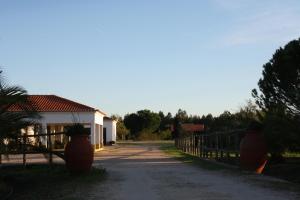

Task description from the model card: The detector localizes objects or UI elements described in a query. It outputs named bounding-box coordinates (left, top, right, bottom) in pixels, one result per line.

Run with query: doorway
left=103, top=128, right=107, bottom=145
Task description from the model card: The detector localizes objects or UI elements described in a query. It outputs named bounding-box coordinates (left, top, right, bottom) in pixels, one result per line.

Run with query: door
left=103, top=128, right=107, bottom=145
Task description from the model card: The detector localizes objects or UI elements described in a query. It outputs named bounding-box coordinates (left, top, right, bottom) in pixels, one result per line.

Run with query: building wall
left=94, top=111, right=104, bottom=125
left=93, top=111, right=105, bottom=149
left=36, top=111, right=104, bottom=149
left=38, top=112, right=96, bottom=125
left=103, top=119, right=117, bottom=143
left=112, top=121, right=116, bottom=142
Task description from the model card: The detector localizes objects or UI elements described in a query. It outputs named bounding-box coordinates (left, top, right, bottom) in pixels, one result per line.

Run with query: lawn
left=117, top=140, right=174, bottom=146
left=162, top=143, right=300, bottom=184
left=160, top=144, right=232, bottom=171
left=0, top=164, right=106, bottom=200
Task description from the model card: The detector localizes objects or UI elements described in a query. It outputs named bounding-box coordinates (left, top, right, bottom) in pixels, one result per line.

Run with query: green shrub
left=262, top=110, right=300, bottom=162
left=137, top=130, right=160, bottom=141
left=159, top=130, right=172, bottom=140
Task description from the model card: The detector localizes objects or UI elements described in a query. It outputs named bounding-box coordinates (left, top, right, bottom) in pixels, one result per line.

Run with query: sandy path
left=92, top=144, right=299, bottom=200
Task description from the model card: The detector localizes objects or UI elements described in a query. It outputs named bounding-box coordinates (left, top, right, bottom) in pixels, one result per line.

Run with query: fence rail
left=0, top=132, right=67, bottom=166
left=175, top=129, right=246, bottom=165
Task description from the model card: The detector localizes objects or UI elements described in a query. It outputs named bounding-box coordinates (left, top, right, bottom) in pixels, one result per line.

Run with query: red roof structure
left=170, top=123, right=205, bottom=133
left=181, top=123, right=204, bottom=132
left=8, top=95, right=106, bottom=114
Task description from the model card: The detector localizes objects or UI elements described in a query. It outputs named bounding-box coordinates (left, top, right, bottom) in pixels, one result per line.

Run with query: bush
left=137, top=130, right=161, bottom=141
left=159, top=130, right=172, bottom=140
left=262, top=110, right=300, bottom=162
left=136, top=129, right=173, bottom=141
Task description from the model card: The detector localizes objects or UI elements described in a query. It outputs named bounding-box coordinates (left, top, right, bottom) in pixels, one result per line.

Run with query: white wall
left=38, top=112, right=96, bottom=125
left=94, top=111, right=104, bottom=125
left=37, top=111, right=104, bottom=147
left=112, top=121, right=116, bottom=142
left=103, top=119, right=117, bottom=142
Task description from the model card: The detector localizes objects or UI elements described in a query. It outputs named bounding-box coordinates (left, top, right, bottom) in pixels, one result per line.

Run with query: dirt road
left=92, top=144, right=299, bottom=200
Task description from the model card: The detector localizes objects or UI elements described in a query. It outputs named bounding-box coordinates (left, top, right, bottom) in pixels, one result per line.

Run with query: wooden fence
left=0, top=132, right=67, bottom=166
left=175, top=129, right=246, bottom=165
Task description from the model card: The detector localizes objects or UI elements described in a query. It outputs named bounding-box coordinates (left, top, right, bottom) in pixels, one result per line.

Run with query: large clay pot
left=240, top=131, right=268, bottom=174
left=65, top=135, right=94, bottom=173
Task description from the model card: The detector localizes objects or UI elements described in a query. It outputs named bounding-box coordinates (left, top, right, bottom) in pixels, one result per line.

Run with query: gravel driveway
left=92, top=144, right=299, bottom=200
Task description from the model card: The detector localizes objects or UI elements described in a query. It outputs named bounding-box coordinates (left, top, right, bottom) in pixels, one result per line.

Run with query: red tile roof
left=170, top=123, right=204, bottom=132
left=8, top=95, right=106, bottom=114
left=181, top=123, right=205, bottom=132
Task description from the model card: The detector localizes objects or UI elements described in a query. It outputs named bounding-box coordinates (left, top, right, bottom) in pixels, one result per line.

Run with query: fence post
left=200, top=135, right=203, bottom=158
left=180, top=137, right=182, bottom=151
left=203, top=135, right=206, bottom=158
left=186, top=137, right=188, bottom=153
left=22, top=135, right=26, bottom=167
left=220, top=135, right=224, bottom=160
left=180, top=137, right=183, bottom=150
left=234, top=133, right=239, bottom=164
left=191, top=134, right=193, bottom=155
left=48, top=132, right=53, bottom=165
left=185, top=137, right=187, bottom=152
left=215, top=134, right=219, bottom=160
left=206, top=135, right=209, bottom=158
left=227, top=135, right=231, bottom=161
left=180, top=137, right=182, bottom=150
left=204, top=135, right=206, bottom=158
left=195, top=134, right=198, bottom=156
left=209, top=135, right=212, bottom=158
left=195, top=135, right=198, bottom=156
left=187, top=137, right=189, bottom=153
left=191, top=135, right=193, bottom=154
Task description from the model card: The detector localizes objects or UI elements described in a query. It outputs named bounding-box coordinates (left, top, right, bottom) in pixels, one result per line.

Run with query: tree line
left=115, top=38, right=300, bottom=162
left=114, top=101, right=258, bottom=141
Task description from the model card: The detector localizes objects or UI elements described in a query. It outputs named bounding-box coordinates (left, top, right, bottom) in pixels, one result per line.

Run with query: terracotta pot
left=65, top=135, right=94, bottom=173
left=240, top=131, right=268, bottom=174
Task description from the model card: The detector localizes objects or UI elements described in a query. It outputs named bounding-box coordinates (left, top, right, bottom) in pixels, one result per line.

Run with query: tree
left=137, top=110, right=161, bottom=132
left=172, top=115, right=182, bottom=138
left=234, top=100, right=260, bottom=128
left=111, top=115, right=129, bottom=140
left=175, top=109, right=188, bottom=122
left=111, top=114, right=122, bottom=122
left=210, top=111, right=236, bottom=131
left=116, top=120, right=129, bottom=140
left=124, top=113, right=141, bottom=138
left=252, top=38, right=300, bottom=160
left=252, top=38, right=300, bottom=116
left=124, top=110, right=161, bottom=139
left=158, top=111, right=173, bottom=131
left=172, top=109, right=189, bottom=138
left=200, top=114, right=214, bottom=131
left=0, top=70, right=40, bottom=152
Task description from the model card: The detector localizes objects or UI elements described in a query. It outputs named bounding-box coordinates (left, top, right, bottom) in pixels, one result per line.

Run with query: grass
left=283, top=151, right=300, bottom=158
left=117, top=140, right=174, bottom=146
left=0, top=164, right=106, bottom=200
left=160, top=144, right=231, bottom=171
left=161, top=144, right=300, bottom=185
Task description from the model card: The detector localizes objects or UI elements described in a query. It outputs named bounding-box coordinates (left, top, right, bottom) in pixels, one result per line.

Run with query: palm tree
left=0, top=70, right=40, bottom=153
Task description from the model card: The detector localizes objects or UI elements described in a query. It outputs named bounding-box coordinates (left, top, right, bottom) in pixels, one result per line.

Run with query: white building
left=103, top=117, right=117, bottom=144
left=10, top=95, right=111, bottom=151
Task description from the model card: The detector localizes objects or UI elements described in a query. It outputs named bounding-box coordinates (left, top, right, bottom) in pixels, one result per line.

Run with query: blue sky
left=1, top=0, right=300, bottom=117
